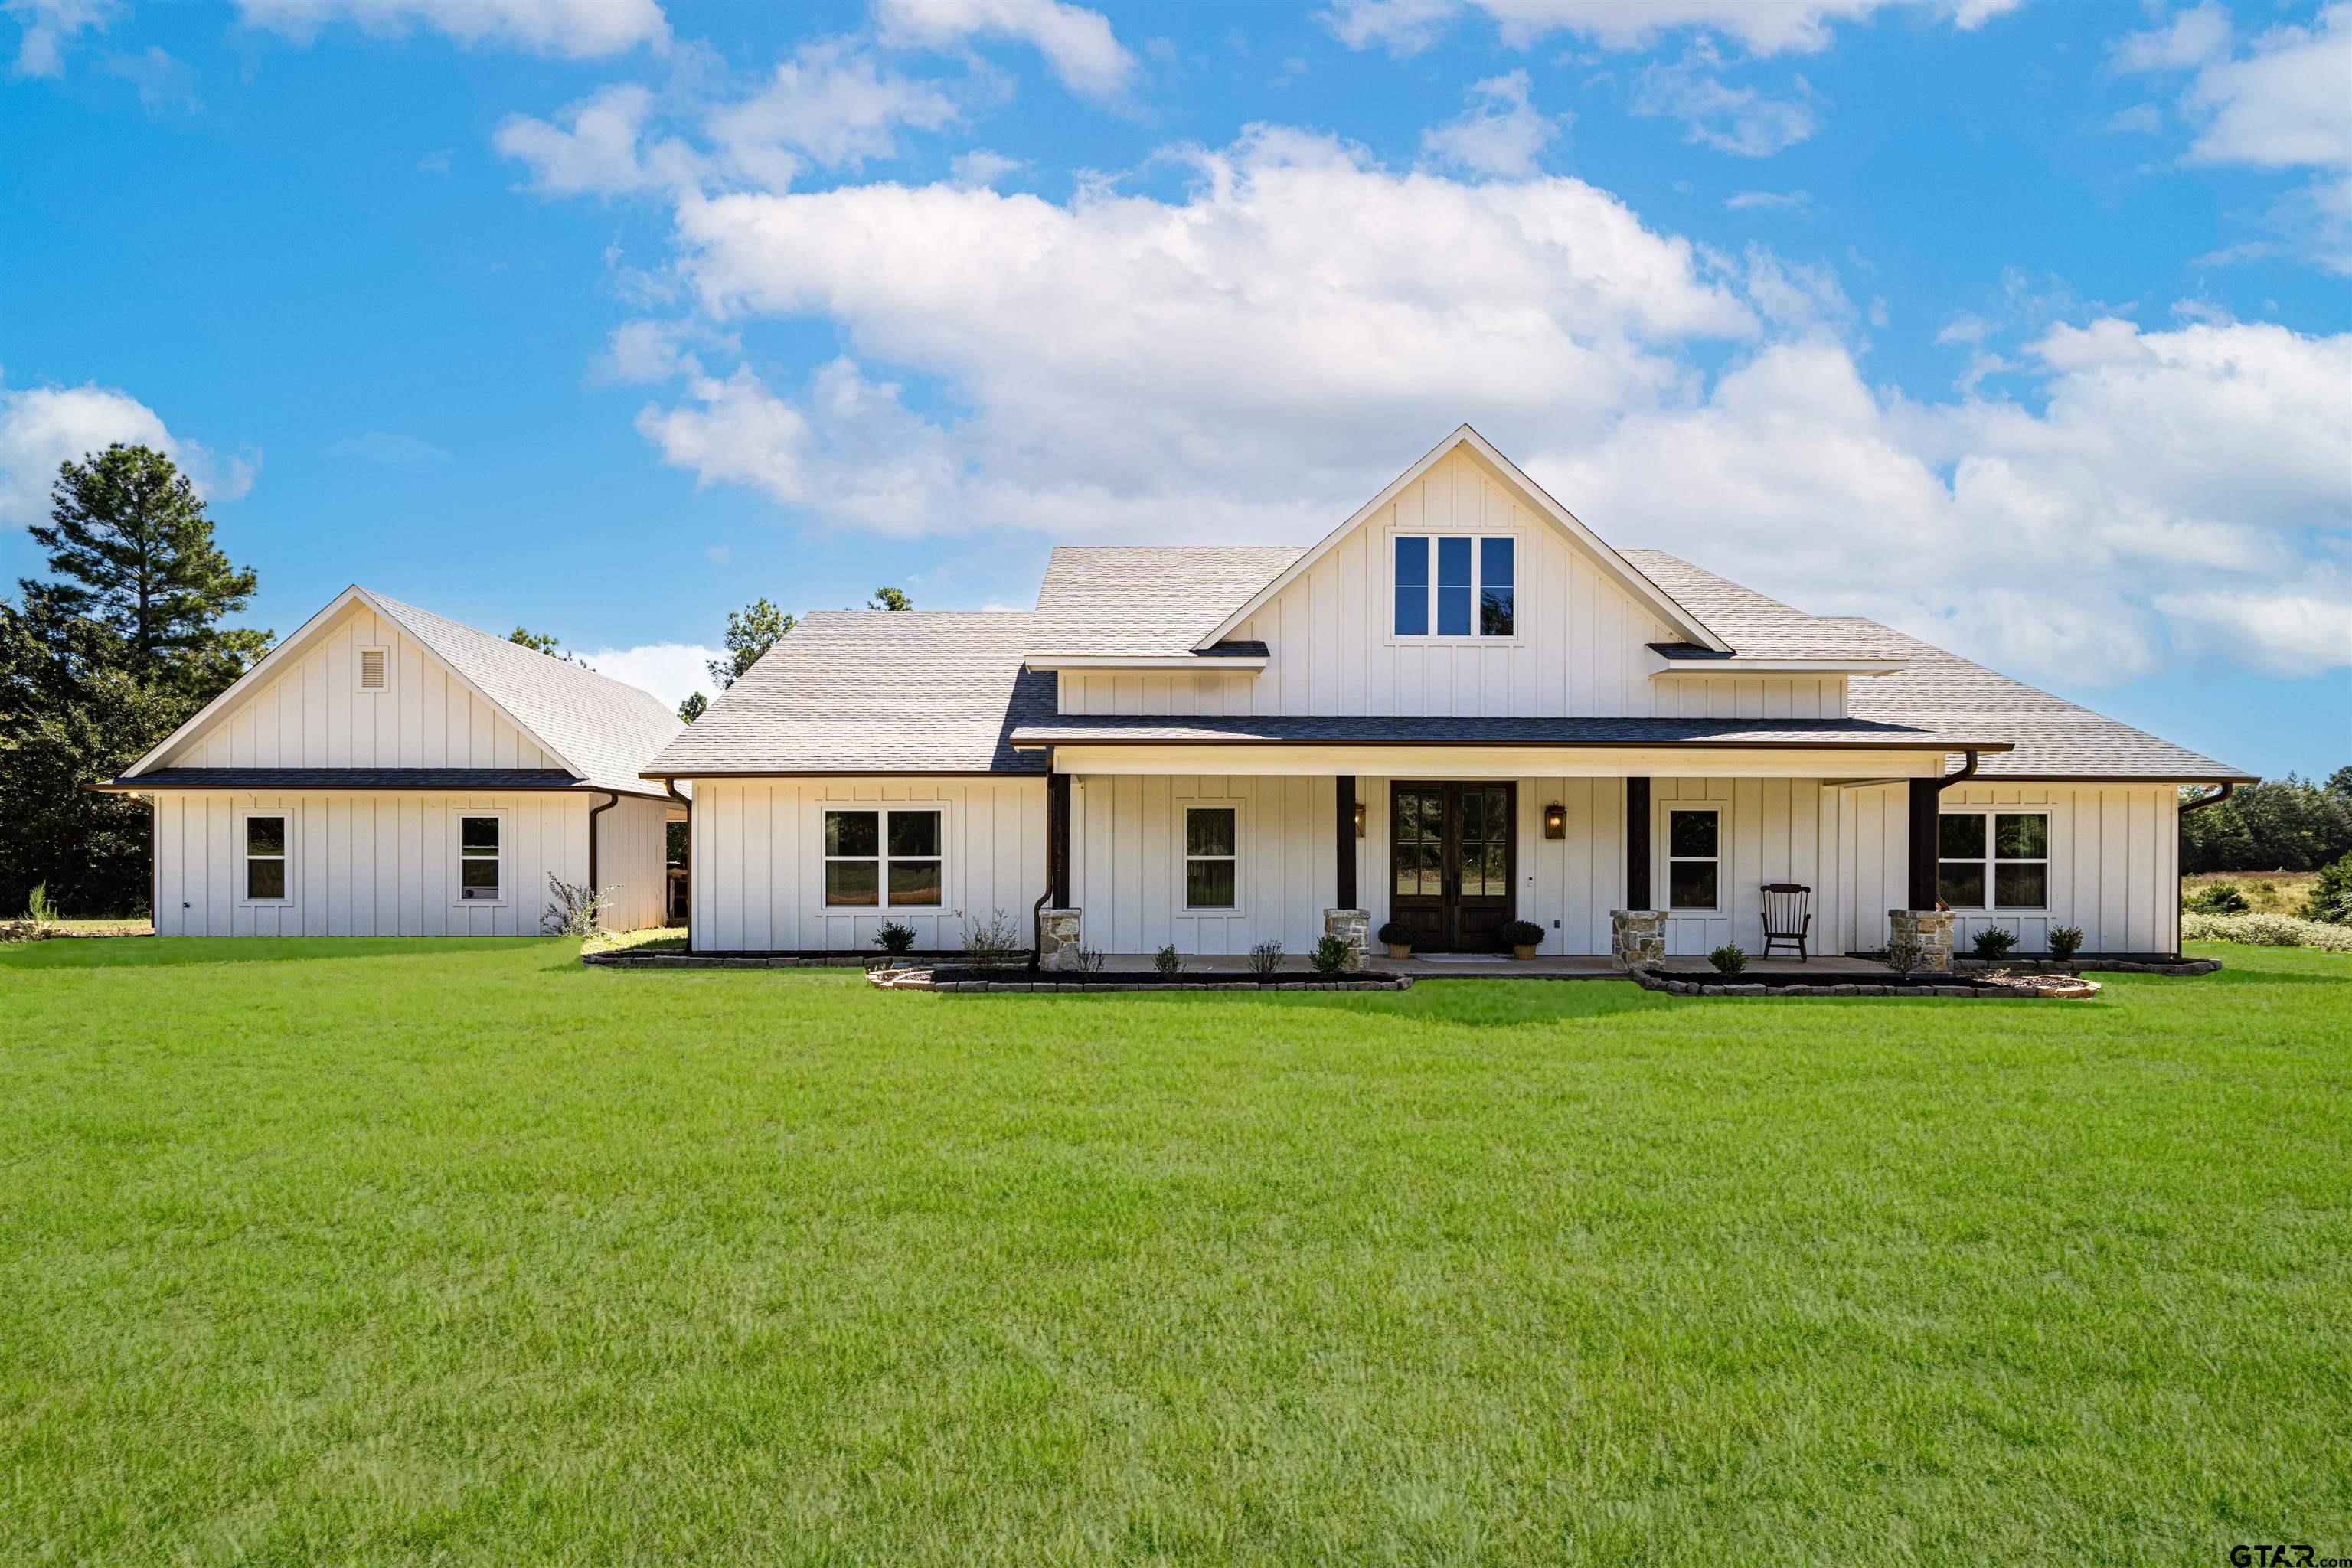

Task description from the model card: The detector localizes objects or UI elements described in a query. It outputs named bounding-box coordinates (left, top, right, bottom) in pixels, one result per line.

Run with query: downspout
left=1907, top=749, right=1981, bottom=912
left=587, top=790, right=619, bottom=932
left=2176, top=782, right=2235, bottom=959
left=1941, top=748, right=1981, bottom=794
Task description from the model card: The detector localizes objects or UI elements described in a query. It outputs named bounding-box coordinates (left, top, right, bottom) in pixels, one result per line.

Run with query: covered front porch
left=1028, top=737, right=1993, bottom=967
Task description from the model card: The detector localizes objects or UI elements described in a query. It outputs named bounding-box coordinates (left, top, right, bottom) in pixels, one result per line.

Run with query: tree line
left=2179, top=770, right=2352, bottom=874
left=673, top=585, right=910, bottom=723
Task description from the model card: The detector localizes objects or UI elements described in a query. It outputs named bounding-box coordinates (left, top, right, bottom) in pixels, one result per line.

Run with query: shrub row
left=2182, top=911, right=2352, bottom=952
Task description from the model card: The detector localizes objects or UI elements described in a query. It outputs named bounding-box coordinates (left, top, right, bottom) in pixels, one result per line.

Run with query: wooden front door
left=1388, top=782, right=1516, bottom=952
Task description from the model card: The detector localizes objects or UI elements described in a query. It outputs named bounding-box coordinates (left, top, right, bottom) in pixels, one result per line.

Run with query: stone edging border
left=1952, top=956, right=2219, bottom=976
left=1626, top=965, right=2100, bottom=999
left=871, top=965, right=1412, bottom=993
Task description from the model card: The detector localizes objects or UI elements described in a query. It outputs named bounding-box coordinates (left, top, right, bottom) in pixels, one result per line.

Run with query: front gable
left=131, top=590, right=575, bottom=776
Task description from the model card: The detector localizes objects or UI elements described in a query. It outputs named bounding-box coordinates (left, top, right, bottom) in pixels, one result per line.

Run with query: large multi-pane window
left=1666, top=808, right=1720, bottom=910
left=243, top=813, right=289, bottom=903
left=824, top=808, right=943, bottom=907
left=1938, top=812, right=2049, bottom=909
left=1184, top=806, right=1238, bottom=909
left=1393, top=535, right=1514, bottom=639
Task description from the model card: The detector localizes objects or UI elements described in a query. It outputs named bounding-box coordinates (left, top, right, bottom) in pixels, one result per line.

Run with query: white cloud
left=2118, top=2, right=2352, bottom=273
left=494, top=83, right=697, bottom=197
left=1, top=381, right=257, bottom=527
left=949, top=148, right=1023, bottom=188
left=4, top=0, right=114, bottom=76
left=706, top=40, right=957, bottom=185
left=1320, top=0, right=2014, bottom=59
left=579, top=641, right=724, bottom=710
left=2153, top=583, right=2352, bottom=674
left=234, top=0, right=667, bottom=58
left=1420, top=69, right=1560, bottom=176
left=872, top=0, right=1132, bottom=101
left=2103, top=103, right=2161, bottom=136
left=1725, top=188, right=1811, bottom=211
left=1631, top=44, right=1823, bottom=157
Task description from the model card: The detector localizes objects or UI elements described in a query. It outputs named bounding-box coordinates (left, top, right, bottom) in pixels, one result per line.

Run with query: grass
left=2182, top=871, right=2322, bottom=916
left=3, top=939, right=2347, bottom=1565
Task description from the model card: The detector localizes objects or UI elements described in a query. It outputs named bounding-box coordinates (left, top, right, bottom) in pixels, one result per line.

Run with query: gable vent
left=358, top=647, right=387, bottom=691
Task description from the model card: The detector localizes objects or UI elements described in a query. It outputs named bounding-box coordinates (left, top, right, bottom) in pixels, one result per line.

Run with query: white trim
left=1195, top=425, right=1729, bottom=653
left=1384, top=531, right=1521, bottom=646
left=1651, top=656, right=1907, bottom=678
left=1045, top=743, right=1973, bottom=779
left=1024, top=653, right=1269, bottom=671
left=1662, top=805, right=1724, bottom=913
left=1936, top=807, right=2051, bottom=913
left=1179, top=799, right=1246, bottom=915
left=821, top=804, right=947, bottom=910
left=234, top=806, right=296, bottom=908
left=452, top=806, right=511, bottom=908
left=355, top=643, right=391, bottom=694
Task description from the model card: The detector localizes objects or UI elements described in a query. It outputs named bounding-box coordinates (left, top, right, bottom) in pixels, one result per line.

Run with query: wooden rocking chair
left=1759, top=883, right=1812, bottom=960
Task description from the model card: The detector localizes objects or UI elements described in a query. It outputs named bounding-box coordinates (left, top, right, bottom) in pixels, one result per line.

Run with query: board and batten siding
left=1645, top=777, right=1844, bottom=959
left=152, top=791, right=589, bottom=938
left=1834, top=782, right=2180, bottom=956
left=688, top=777, right=1044, bottom=952
left=595, top=795, right=673, bottom=934
left=1054, top=450, right=1849, bottom=724
left=160, top=601, right=566, bottom=772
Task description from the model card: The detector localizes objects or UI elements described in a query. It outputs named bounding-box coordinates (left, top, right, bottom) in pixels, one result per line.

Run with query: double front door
left=1389, top=781, right=1516, bottom=952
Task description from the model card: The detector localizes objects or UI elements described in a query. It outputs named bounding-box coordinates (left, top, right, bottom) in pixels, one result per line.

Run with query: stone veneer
left=1886, top=908, right=1955, bottom=973
left=1322, top=908, right=1370, bottom=972
left=1610, top=909, right=1665, bottom=967
left=1039, top=907, right=1084, bottom=970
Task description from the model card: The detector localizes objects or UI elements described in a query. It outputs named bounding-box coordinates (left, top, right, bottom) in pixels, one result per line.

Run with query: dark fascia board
left=1975, top=770, right=2262, bottom=786
left=92, top=770, right=670, bottom=801
left=642, top=768, right=1043, bottom=779
left=1010, top=733, right=2016, bottom=753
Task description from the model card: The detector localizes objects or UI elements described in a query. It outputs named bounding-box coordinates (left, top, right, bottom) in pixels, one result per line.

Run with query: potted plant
left=1499, top=919, right=1545, bottom=960
left=1377, top=920, right=1413, bottom=959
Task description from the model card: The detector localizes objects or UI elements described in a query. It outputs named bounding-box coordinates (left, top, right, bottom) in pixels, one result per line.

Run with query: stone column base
left=1323, top=907, right=1370, bottom=972
left=1886, top=909, right=1955, bottom=973
left=1039, top=907, right=1083, bottom=970
left=1610, top=909, right=1664, bottom=968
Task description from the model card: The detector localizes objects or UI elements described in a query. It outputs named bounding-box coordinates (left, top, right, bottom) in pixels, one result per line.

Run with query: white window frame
left=236, top=807, right=296, bottom=908
left=821, top=805, right=946, bottom=910
left=451, top=807, right=510, bottom=908
left=355, top=643, right=391, bottom=695
left=1180, top=799, right=1246, bottom=914
left=1937, top=808, right=2051, bottom=911
left=1663, top=806, right=1723, bottom=913
left=1387, top=531, right=1522, bottom=645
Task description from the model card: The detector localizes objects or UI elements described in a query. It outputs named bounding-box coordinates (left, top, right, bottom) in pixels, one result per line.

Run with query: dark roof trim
left=1014, top=734, right=2014, bottom=753
left=642, top=769, right=1040, bottom=779
left=1968, top=770, right=2262, bottom=786
left=1197, top=640, right=1270, bottom=658
left=1645, top=642, right=1731, bottom=660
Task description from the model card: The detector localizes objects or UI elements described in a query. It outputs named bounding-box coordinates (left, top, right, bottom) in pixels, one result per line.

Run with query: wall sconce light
left=1354, top=801, right=1367, bottom=837
left=1543, top=802, right=1566, bottom=839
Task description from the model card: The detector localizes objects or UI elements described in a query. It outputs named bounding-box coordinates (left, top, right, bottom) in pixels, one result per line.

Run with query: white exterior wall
left=158, top=601, right=567, bottom=771
left=1647, top=777, right=1844, bottom=959
left=688, top=777, right=1044, bottom=952
left=595, top=795, right=673, bottom=934
left=1837, top=781, right=2180, bottom=956
left=1054, top=451, right=1849, bottom=724
left=152, top=791, right=591, bottom=938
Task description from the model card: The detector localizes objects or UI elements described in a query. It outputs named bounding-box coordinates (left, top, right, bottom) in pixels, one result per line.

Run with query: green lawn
left=3, top=940, right=2346, bottom=1565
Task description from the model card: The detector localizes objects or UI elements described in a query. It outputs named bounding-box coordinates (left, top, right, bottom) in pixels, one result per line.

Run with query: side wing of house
left=108, top=590, right=678, bottom=938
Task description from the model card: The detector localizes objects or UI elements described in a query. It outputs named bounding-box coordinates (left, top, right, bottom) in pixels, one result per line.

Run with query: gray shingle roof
left=1030, top=546, right=1304, bottom=656
left=97, top=768, right=586, bottom=792
left=1008, top=715, right=2010, bottom=750
left=367, top=591, right=684, bottom=798
left=1623, top=554, right=2250, bottom=781
left=642, top=611, right=1056, bottom=776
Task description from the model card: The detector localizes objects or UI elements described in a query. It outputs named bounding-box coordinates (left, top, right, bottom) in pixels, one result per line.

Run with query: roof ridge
left=364, top=588, right=676, bottom=714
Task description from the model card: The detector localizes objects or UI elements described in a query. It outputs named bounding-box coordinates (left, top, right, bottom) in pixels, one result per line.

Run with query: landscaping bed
left=884, top=963, right=1410, bottom=992
left=1638, top=967, right=2100, bottom=999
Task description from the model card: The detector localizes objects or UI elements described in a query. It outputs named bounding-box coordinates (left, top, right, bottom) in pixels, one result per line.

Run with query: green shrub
left=960, top=909, right=1025, bottom=968
left=1376, top=920, right=1412, bottom=948
left=1707, top=942, right=1746, bottom=975
left=2187, top=882, right=2249, bottom=914
left=2304, top=852, right=2352, bottom=926
left=2047, top=926, right=2083, bottom=960
left=1310, top=935, right=1351, bottom=975
left=2183, top=911, right=2352, bottom=952
left=874, top=920, right=917, bottom=956
left=1498, top=919, right=1545, bottom=950
left=1247, top=940, right=1283, bottom=978
left=1971, top=926, right=2019, bottom=959
left=540, top=874, right=614, bottom=938
left=1154, top=944, right=1184, bottom=977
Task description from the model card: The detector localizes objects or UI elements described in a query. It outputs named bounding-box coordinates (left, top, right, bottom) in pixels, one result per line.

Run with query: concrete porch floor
left=1093, top=952, right=1894, bottom=978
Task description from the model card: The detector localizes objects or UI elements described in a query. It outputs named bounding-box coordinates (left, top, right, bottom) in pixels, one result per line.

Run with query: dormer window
left=1394, top=535, right=1514, bottom=639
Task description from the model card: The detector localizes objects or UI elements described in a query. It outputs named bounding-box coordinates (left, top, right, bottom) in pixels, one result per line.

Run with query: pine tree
left=707, top=598, right=794, bottom=688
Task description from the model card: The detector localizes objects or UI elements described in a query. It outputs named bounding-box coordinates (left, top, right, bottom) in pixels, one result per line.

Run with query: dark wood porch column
left=1047, top=771, right=1071, bottom=908
left=1335, top=775, right=1357, bottom=909
left=1625, top=776, right=1651, bottom=910
left=1906, top=777, right=1941, bottom=910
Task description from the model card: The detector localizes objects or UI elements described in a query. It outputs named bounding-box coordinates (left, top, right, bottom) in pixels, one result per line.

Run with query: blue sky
left=3, top=0, right=2347, bottom=777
